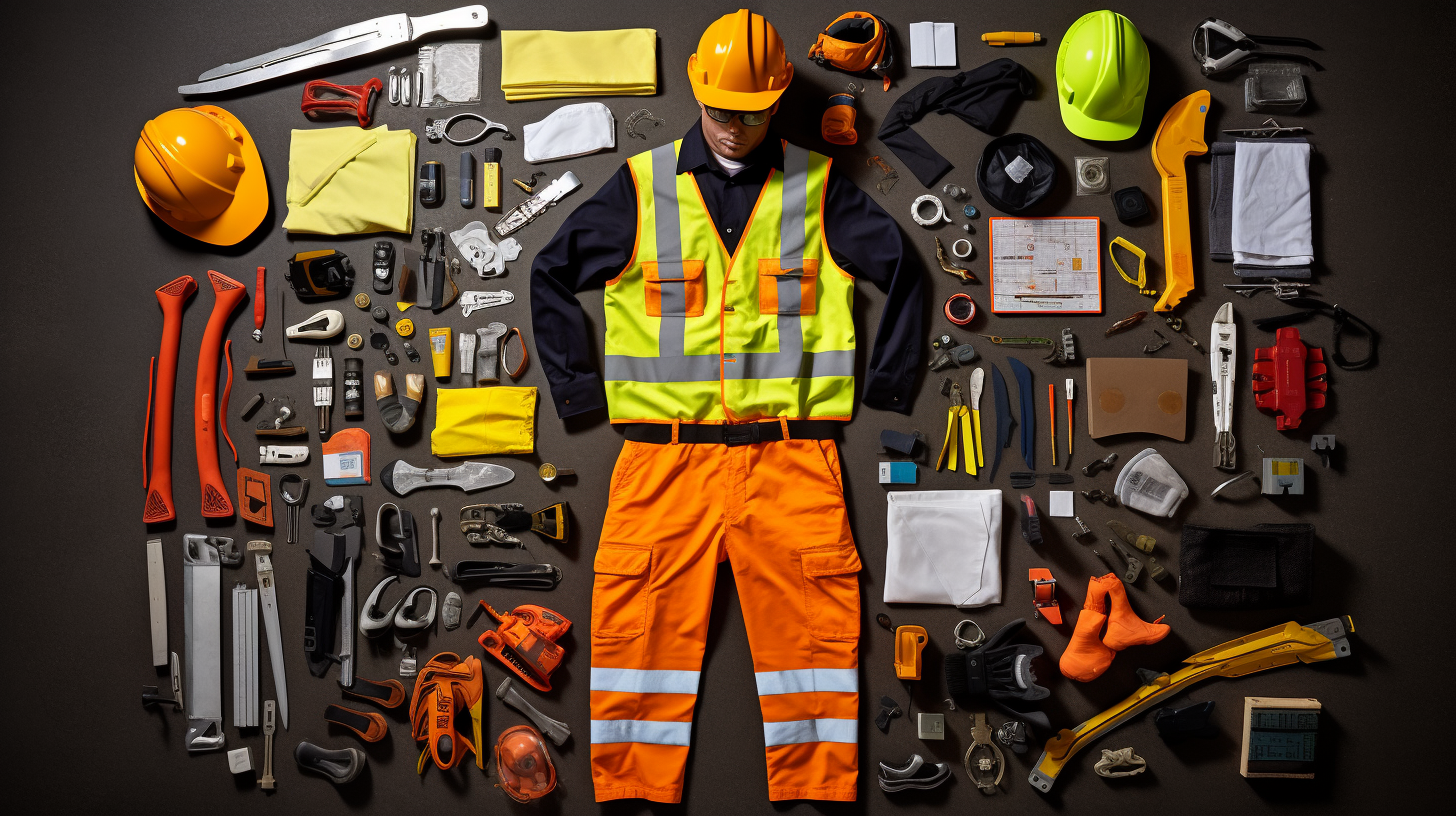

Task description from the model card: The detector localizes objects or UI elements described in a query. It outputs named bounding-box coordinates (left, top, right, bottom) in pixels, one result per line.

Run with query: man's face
left=698, top=102, right=776, bottom=161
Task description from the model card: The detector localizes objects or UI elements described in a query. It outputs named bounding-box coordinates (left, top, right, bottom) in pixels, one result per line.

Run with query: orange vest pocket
left=643, top=260, right=706, bottom=318
left=757, top=258, right=819, bottom=316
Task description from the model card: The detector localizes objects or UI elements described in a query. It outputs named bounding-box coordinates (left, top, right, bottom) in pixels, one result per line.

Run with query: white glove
left=1114, top=448, right=1188, bottom=518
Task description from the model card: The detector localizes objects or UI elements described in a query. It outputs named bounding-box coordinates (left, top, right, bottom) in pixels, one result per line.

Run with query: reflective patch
left=762, top=717, right=858, bottom=746
left=591, top=667, right=701, bottom=695
left=590, top=718, right=693, bottom=746
left=754, top=668, right=858, bottom=696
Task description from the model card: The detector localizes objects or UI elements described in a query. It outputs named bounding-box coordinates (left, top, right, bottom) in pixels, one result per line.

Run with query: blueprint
left=989, top=217, right=1102, bottom=313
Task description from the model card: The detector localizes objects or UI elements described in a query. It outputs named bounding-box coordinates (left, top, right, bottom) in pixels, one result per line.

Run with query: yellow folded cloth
left=501, top=29, right=657, bottom=102
left=432, top=387, right=537, bottom=457
left=283, top=125, right=415, bottom=235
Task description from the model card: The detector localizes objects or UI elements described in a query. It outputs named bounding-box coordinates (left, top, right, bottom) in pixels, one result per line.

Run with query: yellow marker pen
left=982, top=31, right=1042, bottom=46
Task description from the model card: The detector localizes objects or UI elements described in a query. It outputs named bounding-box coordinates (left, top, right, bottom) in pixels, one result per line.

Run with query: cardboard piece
left=1085, top=358, right=1189, bottom=441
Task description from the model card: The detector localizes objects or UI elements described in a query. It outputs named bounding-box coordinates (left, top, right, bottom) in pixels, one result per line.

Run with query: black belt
left=622, top=420, right=843, bottom=446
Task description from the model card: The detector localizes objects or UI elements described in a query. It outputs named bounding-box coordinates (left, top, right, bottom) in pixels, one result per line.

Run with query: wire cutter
left=937, top=381, right=976, bottom=475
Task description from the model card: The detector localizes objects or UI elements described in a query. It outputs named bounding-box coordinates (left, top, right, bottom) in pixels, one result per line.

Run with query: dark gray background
left=3, top=0, right=1451, bottom=813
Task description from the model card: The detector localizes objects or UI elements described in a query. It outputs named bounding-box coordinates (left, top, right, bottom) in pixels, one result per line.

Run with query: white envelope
left=884, top=490, right=1002, bottom=607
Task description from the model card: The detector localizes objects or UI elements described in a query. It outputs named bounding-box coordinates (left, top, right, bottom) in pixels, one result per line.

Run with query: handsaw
left=179, top=6, right=489, bottom=95
left=1008, top=358, right=1036, bottom=470
left=989, top=364, right=1016, bottom=481
left=255, top=554, right=289, bottom=729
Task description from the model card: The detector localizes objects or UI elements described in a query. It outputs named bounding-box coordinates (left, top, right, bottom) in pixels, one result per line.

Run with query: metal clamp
left=424, top=112, right=510, bottom=145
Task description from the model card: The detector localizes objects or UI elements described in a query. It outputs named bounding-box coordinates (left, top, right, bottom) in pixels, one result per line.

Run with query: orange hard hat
left=687, top=9, right=794, bottom=110
left=134, top=105, right=269, bottom=247
left=494, top=725, right=557, bottom=802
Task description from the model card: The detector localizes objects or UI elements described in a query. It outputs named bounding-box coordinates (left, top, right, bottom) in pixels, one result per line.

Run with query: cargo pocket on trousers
left=800, top=544, right=862, bottom=642
left=643, top=260, right=706, bottom=318
left=592, top=543, right=653, bottom=639
left=757, top=259, right=819, bottom=316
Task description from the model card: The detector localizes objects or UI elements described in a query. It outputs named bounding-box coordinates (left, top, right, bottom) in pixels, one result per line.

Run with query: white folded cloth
left=884, top=490, right=1001, bottom=606
left=1232, top=140, right=1313, bottom=267
left=523, top=102, right=616, bottom=163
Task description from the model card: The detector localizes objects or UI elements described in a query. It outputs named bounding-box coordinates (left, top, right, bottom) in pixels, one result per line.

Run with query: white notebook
left=909, top=22, right=957, bottom=67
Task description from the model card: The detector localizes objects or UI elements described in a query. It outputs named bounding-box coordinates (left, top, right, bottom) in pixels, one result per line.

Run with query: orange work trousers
left=590, top=437, right=861, bottom=803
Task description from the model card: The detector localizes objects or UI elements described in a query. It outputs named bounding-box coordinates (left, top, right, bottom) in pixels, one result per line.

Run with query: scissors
left=278, top=474, right=309, bottom=545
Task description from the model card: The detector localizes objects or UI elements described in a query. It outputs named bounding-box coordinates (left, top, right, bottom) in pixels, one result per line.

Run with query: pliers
left=937, top=381, right=976, bottom=475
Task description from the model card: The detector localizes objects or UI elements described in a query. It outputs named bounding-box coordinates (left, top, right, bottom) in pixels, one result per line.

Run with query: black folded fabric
left=876, top=59, right=1034, bottom=187
left=1178, top=523, right=1314, bottom=608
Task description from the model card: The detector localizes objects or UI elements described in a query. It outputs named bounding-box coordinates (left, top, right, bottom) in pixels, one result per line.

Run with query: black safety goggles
left=704, top=106, right=771, bottom=127
left=1252, top=297, right=1378, bottom=371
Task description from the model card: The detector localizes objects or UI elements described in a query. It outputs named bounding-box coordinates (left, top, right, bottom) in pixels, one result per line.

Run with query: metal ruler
left=256, top=555, right=289, bottom=728
left=183, top=536, right=225, bottom=752
left=146, top=539, right=168, bottom=667
left=232, top=584, right=259, bottom=728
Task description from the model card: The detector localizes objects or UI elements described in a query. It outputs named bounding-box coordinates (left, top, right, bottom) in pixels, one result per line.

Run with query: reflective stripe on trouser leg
left=590, top=441, right=727, bottom=803
left=728, top=438, right=860, bottom=801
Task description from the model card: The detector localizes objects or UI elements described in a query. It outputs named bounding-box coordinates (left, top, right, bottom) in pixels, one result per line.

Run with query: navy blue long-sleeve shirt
left=530, top=122, right=923, bottom=419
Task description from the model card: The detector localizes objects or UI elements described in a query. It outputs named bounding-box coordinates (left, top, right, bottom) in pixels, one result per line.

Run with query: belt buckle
left=721, top=423, right=761, bottom=447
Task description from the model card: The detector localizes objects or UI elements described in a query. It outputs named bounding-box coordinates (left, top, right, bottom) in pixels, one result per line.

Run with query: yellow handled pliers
left=937, top=382, right=977, bottom=474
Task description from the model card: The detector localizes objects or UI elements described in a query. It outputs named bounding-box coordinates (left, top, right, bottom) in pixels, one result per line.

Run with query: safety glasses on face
left=704, top=106, right=771, bottom=127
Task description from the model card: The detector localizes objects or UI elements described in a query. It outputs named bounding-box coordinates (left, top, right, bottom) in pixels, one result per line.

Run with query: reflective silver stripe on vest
left=651, top=143, right=687, bottom=359
left=609, top=143, right=848, bottom=386
left=605, top=349, right=854, bottom=383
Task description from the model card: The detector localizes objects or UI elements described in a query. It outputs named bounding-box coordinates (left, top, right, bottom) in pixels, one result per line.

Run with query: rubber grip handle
left=254, top=267, right=266, bottom=330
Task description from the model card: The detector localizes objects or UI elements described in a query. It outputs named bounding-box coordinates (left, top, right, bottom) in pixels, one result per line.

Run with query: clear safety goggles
left=704, top=105, right=771, bottom=127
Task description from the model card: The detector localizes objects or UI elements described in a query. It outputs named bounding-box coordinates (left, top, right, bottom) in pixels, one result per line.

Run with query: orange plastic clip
left=1029, top=568, right=1062, bottom=624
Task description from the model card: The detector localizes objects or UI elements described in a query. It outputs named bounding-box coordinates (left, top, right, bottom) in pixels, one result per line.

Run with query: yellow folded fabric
left=283, top=125, right=416, bottom=235
left=501, top=29, right=657, bottom=102
left=432, top=387, right=537, bottom=457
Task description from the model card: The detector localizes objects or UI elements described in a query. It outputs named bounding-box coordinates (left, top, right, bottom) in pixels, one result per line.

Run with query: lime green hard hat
left=1056, top=10, right=1150, bottom=141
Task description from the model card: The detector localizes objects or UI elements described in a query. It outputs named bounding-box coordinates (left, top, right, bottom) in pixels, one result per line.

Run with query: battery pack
left=879, top=461, right=917, bottom=484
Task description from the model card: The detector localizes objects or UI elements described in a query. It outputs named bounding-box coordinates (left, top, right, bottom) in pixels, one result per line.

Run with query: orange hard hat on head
left=687, top=9, right=794, bottom=110
left=133, top=105, right=269, bottom=247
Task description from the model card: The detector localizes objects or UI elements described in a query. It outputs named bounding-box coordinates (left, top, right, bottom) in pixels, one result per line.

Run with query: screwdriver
left=1065, top=379, right=1075, bottom=470
left=982, top=31, right=1042, bottom=46
left=1048, top=384, right=1057, bottom=467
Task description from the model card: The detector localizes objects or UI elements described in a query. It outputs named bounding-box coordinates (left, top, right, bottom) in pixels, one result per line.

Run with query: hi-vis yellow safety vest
left=604, top=140, right=855, bottom=423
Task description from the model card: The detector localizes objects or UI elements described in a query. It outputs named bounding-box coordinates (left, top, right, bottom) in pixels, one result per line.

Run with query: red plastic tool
left=1252, top=327, right=1327, bottom=431
left=254, top=266, right=266, bottom=337
left=301, top=78, right=383, bottom=128
left=196, top=270, right=247, bottom=517
left=143, top=275, right=197, bottom=523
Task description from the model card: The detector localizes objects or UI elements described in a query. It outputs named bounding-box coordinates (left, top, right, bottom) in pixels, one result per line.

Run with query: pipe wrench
left=460, top=290, right=515, bottom=317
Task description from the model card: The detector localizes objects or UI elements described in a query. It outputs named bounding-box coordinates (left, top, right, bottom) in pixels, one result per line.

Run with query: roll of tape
left=911, top=195, right=951, bottom=227
left=952, top=238, right=973, bottom=259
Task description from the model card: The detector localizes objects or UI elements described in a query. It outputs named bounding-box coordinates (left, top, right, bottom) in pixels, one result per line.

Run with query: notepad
left=988, top=217, right=1103, bottom=313
left=909, top=22, right=957, bottom=67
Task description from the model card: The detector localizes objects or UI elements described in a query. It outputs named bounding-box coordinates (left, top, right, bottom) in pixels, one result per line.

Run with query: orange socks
left=1059, top=574, right=1170, bottom=682
left=1101, top=574, right=1170, bottom=650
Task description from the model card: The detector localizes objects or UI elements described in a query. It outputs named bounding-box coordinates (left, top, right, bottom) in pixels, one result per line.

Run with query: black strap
left=1253, top=298, right=1378, bottom=371
left=622, top=420, right=842, bottom=446
left=450, top=561, right=561, bottom=590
